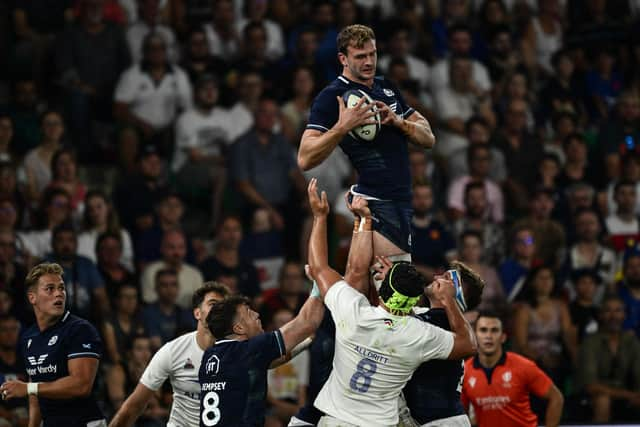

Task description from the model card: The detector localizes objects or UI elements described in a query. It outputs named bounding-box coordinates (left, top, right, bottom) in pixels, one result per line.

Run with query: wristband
left=310, top=281, right=321, bottom=299
left=27, top=382, right=39, bottom=396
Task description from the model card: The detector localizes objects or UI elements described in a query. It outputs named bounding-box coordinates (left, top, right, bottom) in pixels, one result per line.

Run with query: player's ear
left=500, top=332, right=507, bottom=344
left=27, top=288, right=36, bottom=304
left=193, top=306, right=201, bottom=321
left=338, top=52, right=347, bottom=67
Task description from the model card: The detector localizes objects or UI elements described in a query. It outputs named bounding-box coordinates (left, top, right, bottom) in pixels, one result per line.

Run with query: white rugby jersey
left=314, top=281, right=454, bottom=427
left=140, top=331, right=203, bottom=427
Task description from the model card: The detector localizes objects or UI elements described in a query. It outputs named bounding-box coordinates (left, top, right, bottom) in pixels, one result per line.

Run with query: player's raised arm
left=343, top=195, right=374, bottom=296
left=108, top=383, right=157, bottom=427
left=374, top=102, right=435, bottom=149
left=298, top=96, right=377, bottom=170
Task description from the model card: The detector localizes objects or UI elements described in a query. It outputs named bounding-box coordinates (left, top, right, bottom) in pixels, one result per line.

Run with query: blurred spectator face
left=505, top=100, right=528, bottom=132
left=216, top=274, right=238, bottom=294
left=130, top=336, right=152, bottom=364
left=47, top=194, right=72, bottom=226
left=491, top=31, right=512, bottom=58
left=564, top=136, right=587, bottom=164
left=293, top=68, right=315, bottom=98
left=117, top=285, right=139, bottom=315
left=140, top=152, right=163, bottom=179
left=246, top=0, right=268, bottom=20
left=469, top=147, right=491, bottom=177
left=540, top=0, right=560, bottom=15
left=596, top=50, right=614, bottom=73
left=460, top=234, right=483, bottom=263
left=600, top=298, right=625, bottom=333
left=389, top=30, right=410, bottom=57
left=624, top=255, right=640, bottom=287
left=238, top=73, right=263, bottom=104
left=213, top=0, right=235, bottom=29
left=0, top=165, right=17, bottom=194
left=252, top=209, right=271, bottom=233
left=623, top=156, right=640, bottom=181
left=618, top=93, right=640, bottom=123
left=53, top=229, right=78, bottom=260
left=569, top=186, right=594, bottom=211
left=0, top=316, right=19, bottom=350
left=466, top=186, right=488, bottom=218
left=408, top=150, right=427, bottom=181
left=196, top=81, right=219, bottom=109
left=450, top=58, right=472, bottom=92
left=280, top=262, right=303, bottom=295
left=614, top=184, right=636, bottom=214
left=83, top=0, right=105, bottom=25
left=507, top=73, right=528, bottom=100
left=553, top=115, right=576, bottom=138
left=217, top=216, right=243, bottom=249
left=388, top=62, right=411, bottom=84
left=297, top=31, right=318, bottom=59
left=255, top=100, right=279, bottom=133
left=140, top=0, right=160, bottom=24
left=467, top=121, right=490, bottom=144
left=531, top=267, right=554, bottom=297
left=161, top=230, right=187, bottom=265
left=555, top=53, right=574, bottom=79
left=0, top=290, right=11, bottom=316
left=144, top=35, right=168, bottom=67
left=484, top=0, right=506, bottom=25
left=158, top=196, right=184, bottom=225
left=42, top=112, right=65, bottom=144
left=188, top=30, right=210, bottom=60
left=337, top=0, right=357, bottom=27
left=0, top=231, right=16, bottom=264
left=244, top=25, right=267, bottom=58
left=271, top=308, right=293, bottom=330
left=539, top=157, right=560, bottom=182
left=412, top=184, right=433, bottom=217
left=446, top=0, right=468, bottom=20
left=97, top=235, right=123, bottom=267
left=575, top=275, right=597, bottom=302
left=0, top=117, right=13, bottom=147
left=449, top=30, right=472, bottom=55
left=531, top=192, right=554, bottom=218
left=54, top=152, right=77, bottom=182
left=15, top=80, right=38, bottom=109
left=575, top=211, right=600, bottom=242
left=156, top=272, right=179, bottom=305
left=313, top=3, right=335, bottom=29
left=0, top=200, right=17, bottom=229
left=87, top=194, right=108, bottom=227
left=514, top=229, right=536, bottom=259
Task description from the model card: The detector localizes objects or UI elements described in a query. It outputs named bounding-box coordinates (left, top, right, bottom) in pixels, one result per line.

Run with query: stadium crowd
left=1, top=0, right=640, bottom=425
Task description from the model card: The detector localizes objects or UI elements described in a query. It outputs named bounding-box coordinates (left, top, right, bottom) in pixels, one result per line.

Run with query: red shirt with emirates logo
left=461, top=351, right=552, bottom=427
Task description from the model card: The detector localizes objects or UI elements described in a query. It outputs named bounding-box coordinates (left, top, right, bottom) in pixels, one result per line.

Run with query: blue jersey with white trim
left=306, top=75, right=415, bottom=202
left=199, top=330, right=286, bottom=427
left=20, top=311, right=103, bottom=426
left=403, top=308, right=465, bottom=424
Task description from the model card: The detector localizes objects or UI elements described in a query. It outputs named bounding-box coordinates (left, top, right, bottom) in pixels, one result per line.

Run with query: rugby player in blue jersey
left=0, top=263, right=105, bottom=427
left=298, top=24, right=435, bottom=264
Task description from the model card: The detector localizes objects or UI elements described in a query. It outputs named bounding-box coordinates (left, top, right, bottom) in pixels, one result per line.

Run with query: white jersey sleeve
left=418, top=322, right=455, bottom=362
left=324, top=280, right=367, bottom=325
left=140, top=341, right=172, bottom=391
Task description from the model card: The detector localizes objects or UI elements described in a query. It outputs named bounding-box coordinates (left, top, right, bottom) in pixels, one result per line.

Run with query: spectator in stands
left=411, top=182, right=455, bottom=280
left=568, top=268, right=600, bottom=343
left=586, top=47, right=623, bottom=122
left=378, top=24, right=430, bottom=91
left=500, top=225, right=538, bottom=301
left=430, top=0, right=470, bottom=59
left=485, top=24, right=523, bottom=84
left=433, top=54, right=495, bottom=158
left=495, top=99, right=544, bottom=214
left=23, top=110, right=66, bottom=204
left=599, top=92, right=640, bottom=183
left=556, top=133, right=595, bottom=190
left=181, top=27, right=228, bottom=85
left=605, top=154, right=640, bottom=216
left=575, top=295, right=640, bottom=423
left=617, top=249, right=640, bottom=337
left=278, top=28, right=324, bottom=90
left=513, top=267, right=577, bottom=383
left=281, top=66, right=317, bottom=144
left=0, top=231, right=30, bottom=326
left=46, top=148, right=87, bottom=223
left=18, top=188, right=72, bottom=260
left=96, top=232, right=137, bottom=301
left=102, top=283, right=146, bottom=365
left=199, top=215, right=260, bottom=301
left=236, top=0, right=285, bottom=61
left=173, top=74, right=232, bottom=229
left=447, top=116, right=507, bottom=183
left=260, top=261, right=308, bottom=327
left=232, top=98, right=307, bottom=257
left=142, top=268, right=193, bottom=350
left=544, top=111, right=577, bottom=166
left=408, top=148, right=446, bottom=208
left=232, top=22, right=280, bottom=97
left=114, top=32, right=192, bottom=155
left=0, top=164, right=27, bottom=230
left=560, top=182, right=597, bottom=238
left=457, top=230, right=506, bottom=314
left=521, top=0, right=563, bottom=76
left=204, top=0, right=240, bottom=62
left=0, top=116, right=14, bottom=163
left=606, top=180, right=640, bottom=253
left=141, top=228, right=203, bottom=309
left=55, top=0, right=131, bottom=159
left=6, top=80, right=45, bottom=158
left=134, top=193, right=196, bottom=267
left=451, top=182, right=505, bottom=266
left=563, top=208, right=616, bottom=302
left=112, top=144, right=170, bottom=236
left=78, top=190, right=134, bottom=270
left=0, top=314, right=28, bottom=427
left=228, top=71, right=263, bottom=139
left=45, top=222, right=110, bottom=321
left=126, top=0, right=178, bottom=64
left=513, top=187, right=566, bottom=268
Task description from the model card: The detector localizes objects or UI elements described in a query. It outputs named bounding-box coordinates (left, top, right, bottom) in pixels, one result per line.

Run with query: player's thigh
left=419, top=414, right=471, bottom=427
left=367, top=199, right=412, bottom=255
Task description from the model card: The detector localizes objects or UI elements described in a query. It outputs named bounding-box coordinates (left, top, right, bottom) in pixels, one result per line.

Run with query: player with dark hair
left=461, top=312, right=564, bottom=427
left=109, top=281, right=230, bottom=427
left=298, top=24, right=436, bottom=269
left=0, top=262, right=105, bottom=427
left=305, top=179, right=476, bottom=426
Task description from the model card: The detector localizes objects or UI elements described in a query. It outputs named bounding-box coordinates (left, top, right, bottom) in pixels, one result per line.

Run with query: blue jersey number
left=349, top=358, right=377, bottom=392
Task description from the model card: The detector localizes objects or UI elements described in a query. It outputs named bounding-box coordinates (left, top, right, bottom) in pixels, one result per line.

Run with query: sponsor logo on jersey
left=205, top=354, right=220, bottom=375
left=389, top=102, right=398, bottom=113
left=468, top=376, right=476, bottom=388
left=183, top=358, right=194, bottom=370
left=502, top=370, right=512, bottom=388
left=27, top=339, right=32, bottom=349
left=27, top=354, right=48, bottom=366
left=383, top=319, right=394, bottom=329
left=383, top=88, right=394, bottom=97
left=82, top=343, right=92, bottom=349
left=48, top=335, right=58, bottom=346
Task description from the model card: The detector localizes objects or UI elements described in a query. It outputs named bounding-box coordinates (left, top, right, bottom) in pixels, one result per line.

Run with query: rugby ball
left=342, top=89, right=381, bottom=142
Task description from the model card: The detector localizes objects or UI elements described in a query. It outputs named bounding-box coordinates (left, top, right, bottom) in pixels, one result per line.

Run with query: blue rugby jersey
left=20, top=311, right=103, bottom=426
left=306, top=75, right=415, bottom=202
left=403, top=308, right=465, bottom=424
left=199, top=330, right=286, bottom=427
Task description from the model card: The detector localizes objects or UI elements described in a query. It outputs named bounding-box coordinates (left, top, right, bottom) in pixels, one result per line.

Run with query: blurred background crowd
left=0, top=0, right=640, bottom=425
